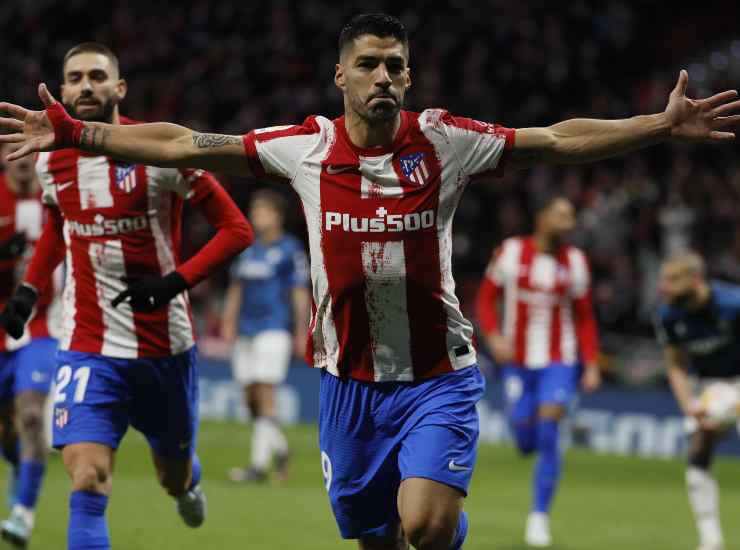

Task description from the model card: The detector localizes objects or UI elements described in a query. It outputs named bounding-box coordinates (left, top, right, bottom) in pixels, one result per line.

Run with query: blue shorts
left=0, top=338, right=57, bottom=403
left=502, top=363, right=579, bottom=423
left=319, top=366, right=485, bottom=540
left=52, top=347, right=199, bottom=459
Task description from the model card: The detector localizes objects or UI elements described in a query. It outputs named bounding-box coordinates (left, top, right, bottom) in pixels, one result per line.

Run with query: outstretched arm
left=509, top=70, right=740, bottom=168
left=0, top=84, right=250, bottom=174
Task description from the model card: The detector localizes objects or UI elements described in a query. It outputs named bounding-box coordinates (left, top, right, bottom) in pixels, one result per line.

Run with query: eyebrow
left=355, top=54, right=405, bottom=63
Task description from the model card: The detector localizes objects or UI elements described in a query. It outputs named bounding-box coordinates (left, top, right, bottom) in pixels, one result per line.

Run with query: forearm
left=516, top=113, right=671, bottom=166
left=292, top=287, right=311, bottom=336
left=222, top=284, right=242, bottom=329
left=666, top=365, right=694, bottom=415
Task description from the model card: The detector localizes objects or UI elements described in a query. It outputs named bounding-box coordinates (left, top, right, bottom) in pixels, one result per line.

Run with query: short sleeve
left=438, top=112, right=515, bottom=178
left=567, top=248, right=591, bottom=299
left=486, top=238, right=521, bottom=285
left=242, top=117, right=324, bottom=181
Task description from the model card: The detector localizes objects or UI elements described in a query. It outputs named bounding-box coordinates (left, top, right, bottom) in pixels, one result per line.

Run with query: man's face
left=659, top=263, right=698, bottom=306
left=0, top=143, right=36, bottom=187
left=539, top=199, right=576, bottom=240
left=335, top=35, right=411, bottom=123
left=61, top=53, right=126, bottom=122
left=249, top=199, right=283, bottom=235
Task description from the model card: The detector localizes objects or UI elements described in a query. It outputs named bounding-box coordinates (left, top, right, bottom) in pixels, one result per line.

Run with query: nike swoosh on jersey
left=448, top=460, right=472, bottom=472
left=326, top=165, right=356, bottom=175
left=57, top=181, right=75, bottom=192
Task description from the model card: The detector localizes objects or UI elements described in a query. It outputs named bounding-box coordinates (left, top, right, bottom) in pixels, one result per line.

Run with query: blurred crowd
left=2, top=1, right=739, bottom=381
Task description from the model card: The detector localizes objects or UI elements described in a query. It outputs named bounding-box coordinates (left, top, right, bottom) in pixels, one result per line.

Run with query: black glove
left=111, top=271, right=189, bottom=312
left=0, top=233, right=27, bottom=260
left=0, top=284, right=38, bottom=339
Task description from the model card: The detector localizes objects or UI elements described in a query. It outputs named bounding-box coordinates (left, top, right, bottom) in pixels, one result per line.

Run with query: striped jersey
left=243, top=109, right=515, bottom=382
left=0, top=175, right=61, bottom=351
left=476, top=236, right=599, bottom=368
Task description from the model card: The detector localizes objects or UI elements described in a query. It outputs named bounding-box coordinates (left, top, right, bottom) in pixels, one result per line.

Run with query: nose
left=375, top=64, right=392, bottom=87
left=80, top=77, right=93, bottom=93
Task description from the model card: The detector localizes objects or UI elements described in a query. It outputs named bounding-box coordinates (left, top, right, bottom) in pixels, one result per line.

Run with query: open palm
left=666, top=70, right=740, bottom=143
left=0, top=84, right=59, bottom=160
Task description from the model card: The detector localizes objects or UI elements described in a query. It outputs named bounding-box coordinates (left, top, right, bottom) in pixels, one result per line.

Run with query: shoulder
left=251, top=115, right=332, bottom=144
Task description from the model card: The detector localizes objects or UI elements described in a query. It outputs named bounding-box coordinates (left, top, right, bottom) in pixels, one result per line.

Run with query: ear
left=116, top=78, right=128, bottom=101
left=334, top=63, right=346, bottom=92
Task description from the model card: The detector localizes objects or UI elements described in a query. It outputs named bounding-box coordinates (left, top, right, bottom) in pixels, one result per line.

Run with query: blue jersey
left=656, top=281, right=740, bottom=378
left=231, top=234, right=309, bottom=336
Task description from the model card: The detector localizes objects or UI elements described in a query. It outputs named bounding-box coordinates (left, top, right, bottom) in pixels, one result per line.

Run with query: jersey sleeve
left=438, top=111, right=516, bottom=179
left=568, top=248, right=599, bottom=363
left=242, top=117, right=324, bottom=182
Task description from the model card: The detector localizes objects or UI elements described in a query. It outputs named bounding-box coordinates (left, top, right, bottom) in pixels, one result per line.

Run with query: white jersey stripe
left=361, top=241, right=413, bottom=381
left=77, top=157, right=114, bottom=210
left=60, top=223, right=76, bottom=350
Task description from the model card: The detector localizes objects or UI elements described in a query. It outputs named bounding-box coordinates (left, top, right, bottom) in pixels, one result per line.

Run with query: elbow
left=233, top=219, right=255, bottom=250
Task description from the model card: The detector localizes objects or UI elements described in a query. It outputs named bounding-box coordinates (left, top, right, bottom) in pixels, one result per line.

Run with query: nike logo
left=448, top=460, right=471, bottom=472
left=57, top=181, right=75, bottom=192
left=326, top=165, right=356, bottom=175
left=31, top=371, right=48, bottom=383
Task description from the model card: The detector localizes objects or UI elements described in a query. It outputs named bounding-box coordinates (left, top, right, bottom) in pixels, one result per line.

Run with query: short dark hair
left=251, top=188, right=288, bottom=218
left=338, top=13, right=408, bottom=57
left=63, top=42, right=120, bottom=75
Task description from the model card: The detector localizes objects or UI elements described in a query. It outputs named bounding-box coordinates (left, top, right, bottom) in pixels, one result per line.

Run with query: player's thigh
left=502, top=365, right=537, bottom=424
left=252, top=330, right=292, bottom=385
left=130, top=348, right=199, bottom=461
left=52, top=351, right=130, bottom=453
left=537, top=363, right=579, bottom=419
left=319, top=370, right=402, bottom=540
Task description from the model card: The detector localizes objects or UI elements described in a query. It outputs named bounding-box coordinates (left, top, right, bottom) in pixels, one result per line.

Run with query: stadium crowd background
left=2, top=0, right=739, bottom=386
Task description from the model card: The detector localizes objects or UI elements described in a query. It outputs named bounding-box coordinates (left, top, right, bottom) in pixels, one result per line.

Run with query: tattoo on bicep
left=192, top=133, right=241, bottom=149
left=79, top=125, right=109, bottom=151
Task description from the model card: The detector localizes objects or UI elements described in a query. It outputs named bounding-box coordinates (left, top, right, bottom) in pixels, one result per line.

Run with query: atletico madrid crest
left=115, top=163, right=137, bottom=193
left=400, top=152, right=430, bottom=186
left=55, top=407, right=69, bottom=429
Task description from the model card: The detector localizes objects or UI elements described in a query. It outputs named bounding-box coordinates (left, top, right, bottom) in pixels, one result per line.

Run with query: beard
left=64, top=97, right=116, bottom=123
left=352, top=91, right=403, bottom=123
left=670, top=289, right=697, bottom=308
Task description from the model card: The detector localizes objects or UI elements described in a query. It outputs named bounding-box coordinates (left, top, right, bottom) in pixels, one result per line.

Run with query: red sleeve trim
left=242, top=132, right=267, bottom=179
left=24, top=207, right=65, bottom=293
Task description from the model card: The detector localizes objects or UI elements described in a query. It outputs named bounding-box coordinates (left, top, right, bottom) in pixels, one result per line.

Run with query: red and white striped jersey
left=31, top=117, right=250, bottom=359
left=0, top=176, right=62, bottom=351
left=243, top=109, right=515, bottom=382
left=476, top=236, right=599, bottom=369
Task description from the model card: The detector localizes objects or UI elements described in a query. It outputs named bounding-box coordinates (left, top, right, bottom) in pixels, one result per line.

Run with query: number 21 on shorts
left=54, top=365, right=91, bottom=404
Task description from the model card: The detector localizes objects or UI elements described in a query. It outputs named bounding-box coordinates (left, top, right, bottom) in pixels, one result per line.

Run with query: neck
left=533, top=232, right=558, bottom=254
left=259, top=226, right=283, bottom=244
left=343, top=107, right=400, bottom=149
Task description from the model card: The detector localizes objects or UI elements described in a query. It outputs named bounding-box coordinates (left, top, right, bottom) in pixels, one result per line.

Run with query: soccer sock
left=532, top=419, right=561, bottom=514
left=266, top=417, right=288, bottom=456
left=68, top=491, right=110, bottom=550
left=251, top=417, right=271, bottom=471
left=512, top=421, right=537, bottom=455
left=449, top=510, right=468, bottom=550
left=15, top=460, right=45, bottom=510
left=686, top=466, right=724, bottom=546
left=188, top=454, right=202, bottom=491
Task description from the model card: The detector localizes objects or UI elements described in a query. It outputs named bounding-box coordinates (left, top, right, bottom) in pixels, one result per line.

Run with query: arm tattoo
left=79, top=125, right=109, bottom=152
left=192, top=133, right=241, bottom=149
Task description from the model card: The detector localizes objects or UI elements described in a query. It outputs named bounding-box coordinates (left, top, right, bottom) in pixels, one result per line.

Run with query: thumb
left=673, top=69, right=688, bottom=97
left=38, top=83, right=58, bottom=108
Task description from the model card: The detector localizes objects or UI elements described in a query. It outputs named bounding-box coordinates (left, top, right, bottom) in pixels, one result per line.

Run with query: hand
left=0, top=84, right=64, bottom=161
left=687, top=400, right=722, bottom=431
left=485, top=333, right=514, bottom=365
left=111, top=272, right=188, bottom=313
left=665, top=70, right=740, bottom=143
left=0, top=284, right=38, bottom=339
left=0, top=233, right=27, bottom=260
left=581, top=364, right=602, bottom=393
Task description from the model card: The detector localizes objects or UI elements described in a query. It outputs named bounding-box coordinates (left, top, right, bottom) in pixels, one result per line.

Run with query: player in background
left=1, top=13, right=739, bottom=550
left=222, top=188, right=310, bottom=483
left=475, top=196, right=600, bottom=547
left=0, top=43, right=253, bottom=550
left=655, top=252, right=740, bottom=550
left=0, top=141, right=61, bottom=547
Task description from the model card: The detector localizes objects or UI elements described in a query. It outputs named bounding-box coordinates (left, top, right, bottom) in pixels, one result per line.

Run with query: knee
left=69, top=461, right=111, bottom=493
left=17, top=406, right=44, bottom=438
left=403, top=510, right=457, bottom=550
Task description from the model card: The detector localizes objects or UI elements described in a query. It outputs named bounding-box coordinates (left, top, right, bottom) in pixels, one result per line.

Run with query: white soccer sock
left=266, top=418, right=288, bottom=456
left=251, top=417, right=272, bottom=471
left=686, top=466, right=724, bottom=547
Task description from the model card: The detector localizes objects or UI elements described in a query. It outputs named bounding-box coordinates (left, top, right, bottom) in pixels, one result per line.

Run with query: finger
left=0, top=117, right=23, bottom=132
left=673, top=69, right=688, bottom=96
left=713, top=115, right=740, bottom=128
left=38, top=83, right=57, bottom=107
left=703, top=89, right=738, bottom=107
left=6, top=143, right=37, bottom=161
left=713, top=98, right=740, bottom=117
left=709, top=130, right=735, bottom=141
left=0, top=102, right=30, bottom=120
left=111, top=291, right=131, bottom=308
left=0, top=133, right=25, bottom=144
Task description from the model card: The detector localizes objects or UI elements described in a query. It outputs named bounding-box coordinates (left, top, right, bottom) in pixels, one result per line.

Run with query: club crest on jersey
left=55, top=407, right=69, bottom=429
left=115, top=163, right=137, bottom=193
left=400, top=152, right=430, bottom=186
